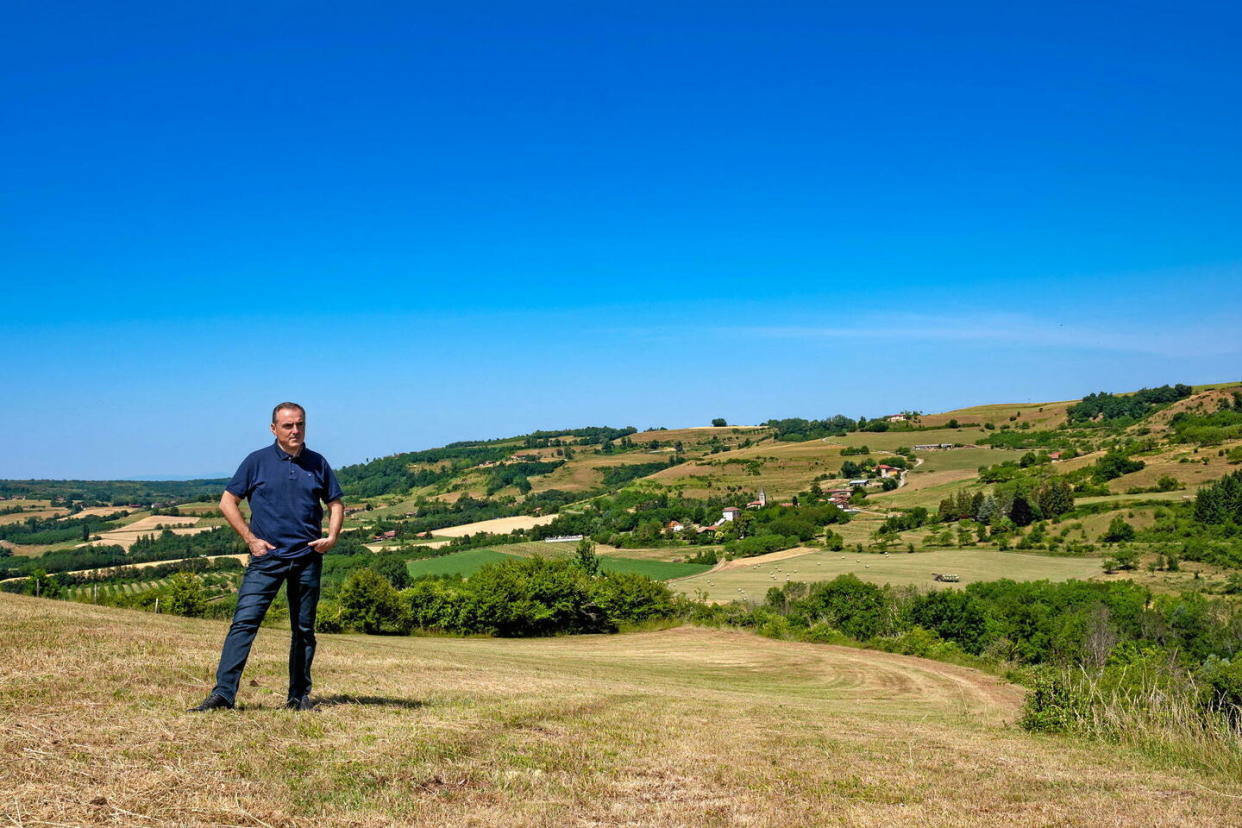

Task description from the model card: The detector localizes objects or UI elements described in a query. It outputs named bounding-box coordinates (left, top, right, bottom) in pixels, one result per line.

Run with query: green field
left=405, top=548, right=520, bottom=578
left=597, top=556, right=712, bottom=580
left=404, top=547, right=711, bottom=581
left=674, top=547, right=1105, bottom=602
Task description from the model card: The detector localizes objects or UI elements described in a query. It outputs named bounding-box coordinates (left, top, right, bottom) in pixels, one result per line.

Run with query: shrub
left=465, top=557, right=610, bottom=636
left=1021, top=670, right=1086, bottom=732
left=591, top=571, right=675, bottom=624
left=337, top=567, right=404, bottom=634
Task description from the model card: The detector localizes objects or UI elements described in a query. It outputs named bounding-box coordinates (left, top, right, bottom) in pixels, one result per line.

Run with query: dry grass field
left=430, top=514, right=560, bottom=538
left=917, top=400, right=1076, bottom=429
left=3, top=594, right=1239, bottom=826
left=676, top=548, right=1105, bottom=603
left=1106, top=445, right=1239, bottom=493
left=629, top=425, right=769, bottom=443
left=0, top=507, right=66, bottom=526
left=528, top=452, right=671, bottom=495
left=85, top=515, right=213, bottom=551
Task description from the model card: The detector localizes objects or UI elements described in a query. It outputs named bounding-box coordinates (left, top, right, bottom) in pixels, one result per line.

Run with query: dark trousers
left=212, top=553, right=322, bottom=704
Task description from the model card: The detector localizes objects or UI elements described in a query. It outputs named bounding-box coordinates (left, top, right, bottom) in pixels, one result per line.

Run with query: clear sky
left=3, top=1, right=1240, bottom=479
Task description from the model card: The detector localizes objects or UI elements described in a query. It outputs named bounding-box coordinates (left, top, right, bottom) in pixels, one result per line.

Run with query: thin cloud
left=730, top=313, right=1242, bottom=358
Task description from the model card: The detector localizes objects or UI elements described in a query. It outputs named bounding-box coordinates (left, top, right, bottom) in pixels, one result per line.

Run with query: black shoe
left=285, top=696, right=315, bottom=711
left=188, top=693, right=234, bottom=712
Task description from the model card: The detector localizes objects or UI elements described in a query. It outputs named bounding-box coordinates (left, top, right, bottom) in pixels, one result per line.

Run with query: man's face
left=271, top=408, right=306, bottom=455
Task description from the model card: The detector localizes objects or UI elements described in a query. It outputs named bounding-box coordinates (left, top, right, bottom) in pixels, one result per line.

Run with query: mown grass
left=2, top=594, right=1239, bottom=826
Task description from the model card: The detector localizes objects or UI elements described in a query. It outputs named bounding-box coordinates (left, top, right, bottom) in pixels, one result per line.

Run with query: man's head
left=270, top=402, right=306, bottom=456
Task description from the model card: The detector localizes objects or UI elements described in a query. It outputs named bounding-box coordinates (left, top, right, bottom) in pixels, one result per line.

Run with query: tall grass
left=1023, top=660, right=1242, bottom=781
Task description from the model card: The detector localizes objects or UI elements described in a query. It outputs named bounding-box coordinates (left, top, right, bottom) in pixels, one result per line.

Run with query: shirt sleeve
left=226, top=454, right=257, bottom=499
left=323, top=462, right=344, bottom=503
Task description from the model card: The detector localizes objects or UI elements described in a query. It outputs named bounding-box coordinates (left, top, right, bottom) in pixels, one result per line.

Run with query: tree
left=1102, top=516, right=1136, bottom=543
left=165, top=573, right=207, bottom=617
left=573, top=538, right=602, bottom=577
left=1036, top=478, right=1074, bottom=518
left=711, top=418, right=728, bottom=427
left=24, top=569, right=62, bottom=599
left=1104, top=546, right=1140, bottom=571
left=373, top=553, right=410, bottom=590
left=1009, top=495, right=1036, bottom=527
left=338, top=568, right=403, bottom=634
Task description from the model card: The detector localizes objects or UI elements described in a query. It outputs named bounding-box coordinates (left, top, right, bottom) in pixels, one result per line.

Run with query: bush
left=163, top=573, right=207, bottom=618
left=465, top=557, right=611, bottom=636
left=591, top=571, right=675, bottom=624
left=1021, top=670, right=1086, bottom=732
left=337, top=568, right=404, bottom=634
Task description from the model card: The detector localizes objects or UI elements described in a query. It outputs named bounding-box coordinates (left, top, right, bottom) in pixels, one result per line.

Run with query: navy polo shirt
left=226, top=442, right=344, bottom=559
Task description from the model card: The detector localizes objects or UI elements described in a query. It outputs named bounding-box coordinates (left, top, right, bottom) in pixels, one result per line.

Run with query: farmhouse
left=372, top=530, right=397, bottom=541
left=886, top=414, right=908, bottom=423
left=876, top=464, right=900, bottom=479
left=721, top=507, right=741, bottom=522
left=665, top=520, right=685, bottom=532
left=914, top=443, right=955, bottom=451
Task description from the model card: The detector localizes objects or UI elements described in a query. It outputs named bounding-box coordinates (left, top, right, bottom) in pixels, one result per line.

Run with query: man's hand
left=248, top=537, right=276, bottom=556
left=308, top=535, right=337, bottom=554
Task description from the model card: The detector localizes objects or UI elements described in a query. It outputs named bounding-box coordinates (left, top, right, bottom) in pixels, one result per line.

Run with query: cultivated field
left=406, top=548, right=519, bottom=578
left=3, top=594, right=1238, bottom=826
left=403, top=546, right=711, bottom=581
left=0, top=507, right=65, bottom=526
left=430, top=514, right=560, bottom=538
left=86, top=515, right=213, bottom=550
left=675, top=547, right=1105, bottom=602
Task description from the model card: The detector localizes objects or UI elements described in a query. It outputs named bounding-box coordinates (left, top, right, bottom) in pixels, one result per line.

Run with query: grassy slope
left=3, top=594, right=1238, bottom=826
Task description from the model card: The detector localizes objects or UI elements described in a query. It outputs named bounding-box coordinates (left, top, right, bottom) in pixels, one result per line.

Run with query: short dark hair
left=272, top=402, right=306, bottom=423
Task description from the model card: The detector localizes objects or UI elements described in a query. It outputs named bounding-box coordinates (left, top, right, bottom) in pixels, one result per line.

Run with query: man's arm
left=219, top=491, right=276, bottom=556
left=308, top=499, right=344, bottom=554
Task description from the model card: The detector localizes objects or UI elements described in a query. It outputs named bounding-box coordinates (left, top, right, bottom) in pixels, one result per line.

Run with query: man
left=190, top=402, right=344, bottom=712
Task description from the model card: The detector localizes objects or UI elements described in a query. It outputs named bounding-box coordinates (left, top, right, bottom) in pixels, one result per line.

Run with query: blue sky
left=3, top=1, right=1240, bottom=479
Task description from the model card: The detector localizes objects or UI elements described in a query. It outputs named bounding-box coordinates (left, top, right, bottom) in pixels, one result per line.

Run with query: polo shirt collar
left=272, top=441, right=305, bottom=461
